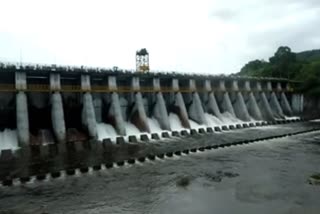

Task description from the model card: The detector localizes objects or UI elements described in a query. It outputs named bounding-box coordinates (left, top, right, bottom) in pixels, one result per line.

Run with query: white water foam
left=97, top=120, right=164, bottom=142
left=204, top=113, right=222, bottom=127
left=169, top=111, right=252, bottom=131
left=147, top=117, right=163, bottom=133
left=96, top=123, right=118, bottom=141
left=169, top=113, right=185, bottom=131
left=0, top=129, right=19, bottom=150
left=124, top=122, right=141, bottom=136
left=220, top=112, right=242, bottom=123
left=284, top=116, right=300, bottom=120
left=311, top=119, right=320, bottom=122
left=189, top=120, right=206, bottom=129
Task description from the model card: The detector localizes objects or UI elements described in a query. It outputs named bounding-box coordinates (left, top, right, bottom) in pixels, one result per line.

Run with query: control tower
left=136, top=48, right=149, bottom=73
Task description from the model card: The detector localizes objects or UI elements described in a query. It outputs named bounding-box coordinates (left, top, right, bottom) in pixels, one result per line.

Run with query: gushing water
left=82, top=93, right=98, bottom=138
left=110, top=92, right=126, bottom=135
left=96, top=121, right=143, bottom=140
left=270, top=92, right=284, bottom=118
left=207, top=92, right=223, bottom=119
left=189, top=120, right=206, bottom=129
left=204, top=113, right=222, bottom=127
left=169, top=113, right=185, bottom=131
left=259, top=92, right=275, bottom=121
left=16, top=91, right=29, bottom=145
left=0, top=129, right=18, bottom=150
left=51, top=92, right=66, bottom=143
left=124, top=122, right=141, bottom=136
left=134, top=92, right=150, bottom=132
left=93, top=97, right=102, bottom=123
left=153, top=92, right=170, bottom=130
left=222, top=92, right=236, bottom=116
left=188, top=92, right=207, bottom=125
left=96, top=123, right=118, bottom=141
left=174, top=92, right=190, bottom=128
left=147, top=117, right=163, bottom=133
left=234, top=92, right=251, bottom=121
left=247, top=92, right=263, bottom=120
left=220, top=112, right=242, bottom=124
left=280, top=92, right=293, bottom=116
left=291, top=94, right=304, bottom=114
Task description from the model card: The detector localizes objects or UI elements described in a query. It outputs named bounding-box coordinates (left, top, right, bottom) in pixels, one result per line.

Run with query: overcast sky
left=0, top=0, right=319, bottom=74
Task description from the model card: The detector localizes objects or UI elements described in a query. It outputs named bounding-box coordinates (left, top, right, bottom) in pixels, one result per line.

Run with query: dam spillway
left=0, top=62, right=308, bottom=184
left=0, top=62, right=304, bottom=148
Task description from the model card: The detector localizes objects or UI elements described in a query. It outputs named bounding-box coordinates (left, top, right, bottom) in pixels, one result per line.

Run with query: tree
left=296, top=61, right=320, bottom=97
left=239, top=59, right=268, bottom=76
left=269, top=46, right=297, bottom=78
left=237, top=46, right=320, bottom=97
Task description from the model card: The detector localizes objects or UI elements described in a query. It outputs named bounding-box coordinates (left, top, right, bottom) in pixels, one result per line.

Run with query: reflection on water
left=1, top=123, right=320, bottom=214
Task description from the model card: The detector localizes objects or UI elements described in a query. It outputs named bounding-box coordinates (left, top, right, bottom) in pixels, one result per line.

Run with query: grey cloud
left=264, top=0, right=320, bottom=7
left=247, top=14, right=320, bottom=52
left=210, top=0, right=320, bottom=68
left=210, top=8, right=238, bottom=21
left=1, top=0, right=320, bottom=74
left=210, top=0, right=320, bottom=22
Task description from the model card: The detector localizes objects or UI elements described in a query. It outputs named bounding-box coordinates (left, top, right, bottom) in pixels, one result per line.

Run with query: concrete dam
left=0, top=62, right=305, bottom=185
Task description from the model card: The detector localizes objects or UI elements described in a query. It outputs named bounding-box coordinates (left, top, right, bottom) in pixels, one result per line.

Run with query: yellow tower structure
left=136, top=48, right=150, bottom=73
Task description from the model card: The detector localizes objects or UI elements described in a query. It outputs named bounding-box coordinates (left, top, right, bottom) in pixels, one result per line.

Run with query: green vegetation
left=238, top=46, right=320, bottom=97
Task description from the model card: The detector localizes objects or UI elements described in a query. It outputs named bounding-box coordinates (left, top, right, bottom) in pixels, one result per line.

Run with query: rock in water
left=176, top=176, right=190, bottom=187
left=308, top=174, right=320, bottom=185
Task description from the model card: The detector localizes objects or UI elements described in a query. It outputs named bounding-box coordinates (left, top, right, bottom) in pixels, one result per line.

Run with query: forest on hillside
left=238, top=46, right=320, bottom=97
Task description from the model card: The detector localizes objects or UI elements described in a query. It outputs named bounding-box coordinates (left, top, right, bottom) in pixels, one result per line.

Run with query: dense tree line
left=238, top=46, right=320, bottom=97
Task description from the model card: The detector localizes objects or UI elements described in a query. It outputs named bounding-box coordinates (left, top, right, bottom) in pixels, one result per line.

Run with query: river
left=0, top=122, right=320, bottom=214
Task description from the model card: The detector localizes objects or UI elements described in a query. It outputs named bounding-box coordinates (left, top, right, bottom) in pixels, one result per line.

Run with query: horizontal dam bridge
left=0, top=62, right=304, bottom=147
left=0, top=84, right=294, bottom=93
